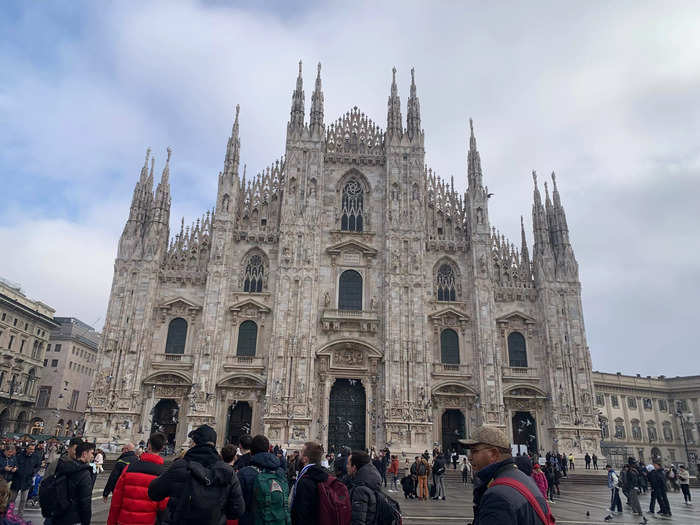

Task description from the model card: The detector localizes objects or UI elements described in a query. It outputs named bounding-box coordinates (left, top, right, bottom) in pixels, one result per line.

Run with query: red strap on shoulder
left=490, top=477, right=553, bottom=525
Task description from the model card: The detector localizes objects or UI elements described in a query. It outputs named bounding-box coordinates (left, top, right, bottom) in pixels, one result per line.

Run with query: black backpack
left=374, top=490, right=402, bottom=525
left=39, top=470, right=74, bottom=518
left=173, top=460, right=230, bottom=525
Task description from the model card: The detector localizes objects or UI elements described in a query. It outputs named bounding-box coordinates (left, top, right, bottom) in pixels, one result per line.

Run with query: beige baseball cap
left=458, top=425, right=510, bottom=450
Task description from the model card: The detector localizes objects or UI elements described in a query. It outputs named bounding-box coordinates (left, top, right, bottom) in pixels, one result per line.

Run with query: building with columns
left=0, top=277, right=58, bottom=435
left=85, top=63, right=600, bottom=456
left=593, top=371, right=700, bottom=471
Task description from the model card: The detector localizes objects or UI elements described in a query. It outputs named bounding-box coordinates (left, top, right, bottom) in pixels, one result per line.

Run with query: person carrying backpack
left=290, top=441, right=350, bottom=525
left=237, top=434, right=290, bottom=525
left=148, top=424, right=245, bottom=525
left=461, top=426, right=554, bottom=525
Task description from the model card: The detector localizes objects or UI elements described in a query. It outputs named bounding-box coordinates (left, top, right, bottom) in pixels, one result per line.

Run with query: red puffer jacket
left=107, top=452, right=169, bottom=525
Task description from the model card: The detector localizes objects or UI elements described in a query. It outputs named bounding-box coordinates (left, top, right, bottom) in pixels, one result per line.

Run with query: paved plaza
left=17, top=468, right=700, bottom=524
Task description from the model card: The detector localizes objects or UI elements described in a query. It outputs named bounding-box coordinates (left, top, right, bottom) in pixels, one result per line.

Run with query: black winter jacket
left=350, top=463, right=382, bottom=525
left=234, top=452, right=252, bottom=471
left=473, top=457, right=549, bottom=525
left=148, top=444, right=245, bottom=525
left=14, top=450, right=41, bottom=491
left=103, top=450, right=138, bottom=497
left=237, top=452, right=286, bottom=525
left=290, top=464, right=329, bottom=525
left=648, top=468, right=667, bottom=493
left=54, top=459, right=95, bottom=525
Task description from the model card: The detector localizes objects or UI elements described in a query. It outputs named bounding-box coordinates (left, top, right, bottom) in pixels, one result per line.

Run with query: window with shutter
left=165, top=318, right=187, bottom=354
left=440, top=329, right=459, bottom=364
left=507, top=331, right=528, bottom=367
left=338, top=270, right=362, bottom=311
left=236, top=320, right=258, bottom=357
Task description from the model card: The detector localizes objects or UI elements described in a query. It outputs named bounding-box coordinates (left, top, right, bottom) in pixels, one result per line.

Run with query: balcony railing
left=502, top=366, right=540, bottom=379
left=320, top=309, right=379, bottom=333
left=223, top=355, right=265, bottom=371
left=152, top=353, right=194, bottom=368
left=432, top=363, right=471, bottom=377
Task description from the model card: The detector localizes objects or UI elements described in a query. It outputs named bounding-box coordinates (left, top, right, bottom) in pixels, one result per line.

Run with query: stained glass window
left=341, top=180, right=364, bottom=232
left=236, top=321, right=258, bottom=357
left=436, top=264, right=457, bottom=301
left=165, top=318, right=187, bottom=355
left=244, top=254, right=265, bottom=292
left=339, top=270, right=362, bottom=311
left=507, top=332, right=528, bottom=368
left=440, top=329, right=459, bottom=364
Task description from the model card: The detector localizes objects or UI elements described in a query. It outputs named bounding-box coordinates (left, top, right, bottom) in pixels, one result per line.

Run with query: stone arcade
left=85, top=63, right=600, bottom=456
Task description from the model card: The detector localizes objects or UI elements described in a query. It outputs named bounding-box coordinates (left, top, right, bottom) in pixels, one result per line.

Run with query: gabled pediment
left=229, top=298, right=271, bottom=314
left=326, top=239, right=377, bottom=257
left=428, top=307, right=470, bottom=323
left=159, top=297, right=202, bottom=311
left=496, top=310, right=536, bottom=324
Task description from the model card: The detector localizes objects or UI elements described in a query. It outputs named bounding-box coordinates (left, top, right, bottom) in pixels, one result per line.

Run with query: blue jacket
left=473, top=457, right=549, bottom=525
left=607, top=469, right=619, bottom=489
left=0, top=452, right=17, bottom=483
left=14, top=450, right=41, bottom=491
left=237, top=452, right=286, bottom=525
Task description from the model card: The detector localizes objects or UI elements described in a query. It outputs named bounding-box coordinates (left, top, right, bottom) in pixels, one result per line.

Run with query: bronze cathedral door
left=328, top=378, right=366, bottom=452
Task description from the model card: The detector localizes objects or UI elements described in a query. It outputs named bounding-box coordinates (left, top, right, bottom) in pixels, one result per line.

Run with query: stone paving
left=18, top=469, right=700, bottom=524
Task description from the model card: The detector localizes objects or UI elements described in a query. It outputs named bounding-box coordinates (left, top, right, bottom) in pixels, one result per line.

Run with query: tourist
left=414, top=455, right=429, bottom=500
left=592, top=453, right=599, bottom=470
left=348, top=450, right=382, bottom=524
left=94, top=449, right=104, bottom=474
left=290, top=441, right=347, bottom=525
left=0, top=446, right=17, bottom=483
left=432, top=451, right=446, bottom=500
left=464, top=426, right=552, bottom=525
left=103, top=442, right=138, bottom=503
left=388, top=454, right=399, bottom=492
left=234, top=434, right=253, bottom=471
left=584, top=453, right=591, bottom=469
left=531, top=463, right=548, bottom=500
left=461, top=457, right=471, bottom=484
left=46, top=437, right=82, bottom=477
left=568, top=453, right=575, bottom=470
left=648, top=461, right=671, bottom=518
left=237, top=434, right=289, bottom=525
left=12, top=443, right=41, bottom=516
left=678, top=464, right=691, bottom=504
left=221, top=443, right=237, bottom=466
left=148, top=424, right=244, bottom=525
left=603, top=464, right=622, bottom=521
left=107, top=433, right=169, bottom=525
left=334, top=446, right=352, bottom=488
left=624, top=460, right=646, bottom=523
left=54, top=442, right=96, bottom=525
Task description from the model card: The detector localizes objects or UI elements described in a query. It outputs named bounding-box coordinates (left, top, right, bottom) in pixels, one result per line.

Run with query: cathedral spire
left=520, top=215, right=530, bottom=264
left=224, top=105, right=241, bottom=179
left=386, top=67, right=403, bottom=137
left=289, top=60, right=305, bottom=130
left=310, top=62, right=324, bottom=133
left=406, top=67, right=421, bottom=140
left=467, top=118, right=483, bottom=189
left=551, top=171, right=569, bottom=235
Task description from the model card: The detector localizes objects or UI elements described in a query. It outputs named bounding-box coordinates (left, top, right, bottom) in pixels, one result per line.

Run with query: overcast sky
left=1, top=1, right=699, bottom=377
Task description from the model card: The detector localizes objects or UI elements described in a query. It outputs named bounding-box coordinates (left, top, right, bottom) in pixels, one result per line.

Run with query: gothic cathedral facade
left=85, top=63, right=600, bottom=457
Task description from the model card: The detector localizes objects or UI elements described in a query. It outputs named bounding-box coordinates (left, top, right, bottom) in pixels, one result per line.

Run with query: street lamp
left=676, top=410, right=693, bottom=474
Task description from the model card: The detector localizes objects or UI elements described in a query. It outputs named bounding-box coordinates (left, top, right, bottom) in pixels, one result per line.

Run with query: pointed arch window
left=614, top=418, right=626, bottom=439
left=436, top=264, right=457, bottom=301
left=341, top=180, right=364, bottom=232
left=243, top=254, right=265, bottom=293
left=165, top=318, right=187, bottom=355
left=440, top=329, right=459, bottom=365
left=338, top=270, right=362, bottom=311
left=507, top=331, right=528, bottom=367
left=236, top=320, right=258, bottom=357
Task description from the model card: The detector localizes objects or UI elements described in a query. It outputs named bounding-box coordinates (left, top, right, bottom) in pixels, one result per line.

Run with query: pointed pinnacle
left=411, top=67, right=415, bottom=87
left=469, top=118, right=474, bottom=136
left=166, top=146, right=172, bottom=163
left=144, top=148, right=152, bottom=167
left=551, top=171, right=558, bottom=190
left=298, top=60, right=302, bottom=76
left=317, top=62, right=321, bottom=78
left=532, top=170, right=538, bottom=186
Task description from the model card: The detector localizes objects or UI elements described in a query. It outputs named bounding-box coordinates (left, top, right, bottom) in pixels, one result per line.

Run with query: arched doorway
left=151, top=399, right=179, bottom=447
left=512, top=411, right=538, bottom=454
left=14, top=411, right=28, bottom=434
left=328, top=378, right=366, bottom=452
left=227, top=401, right=252, bottom=445
left=0, top=409, right=9, bottom=435
left=30, top=418, right=44, bottom=435
left=442, top=409, right=466, bottom=454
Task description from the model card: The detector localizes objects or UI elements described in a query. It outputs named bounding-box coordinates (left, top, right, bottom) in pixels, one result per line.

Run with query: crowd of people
left=0, top=425, right=694, bottom=525
left=603, top=457, right=693, bottom=522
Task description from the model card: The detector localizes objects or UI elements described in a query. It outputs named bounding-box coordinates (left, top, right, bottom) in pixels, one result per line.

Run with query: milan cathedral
left=85, top=62, right=600, bottom=457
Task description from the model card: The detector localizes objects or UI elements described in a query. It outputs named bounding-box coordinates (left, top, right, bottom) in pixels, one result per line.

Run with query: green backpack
left=252, top=467, right=291, bottom=525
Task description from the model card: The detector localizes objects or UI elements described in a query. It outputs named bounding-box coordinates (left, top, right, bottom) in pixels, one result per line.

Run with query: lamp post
left=676, top=410, right=693, bottom=473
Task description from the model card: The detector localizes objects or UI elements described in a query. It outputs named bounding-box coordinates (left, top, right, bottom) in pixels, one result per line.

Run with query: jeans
left=649, top=490, right=657, bottom=512
left=681, top=484, right=691, bottom=502
left=435, top=474, right=446, bottom=499
left=656, top=491, right=671, bottom=515
left=391, top=473, right=399, bottom=490
left=609, top=488, right=622, bottom=512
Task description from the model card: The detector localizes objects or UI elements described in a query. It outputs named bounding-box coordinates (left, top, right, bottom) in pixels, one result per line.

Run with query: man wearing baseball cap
left=460, top=426, right=553, bottom=524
